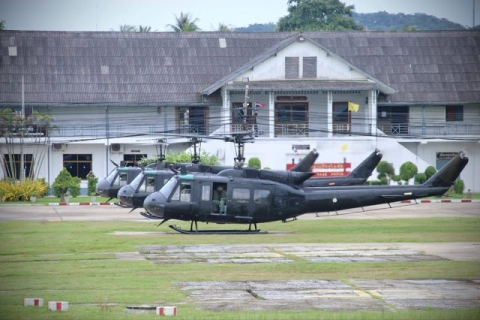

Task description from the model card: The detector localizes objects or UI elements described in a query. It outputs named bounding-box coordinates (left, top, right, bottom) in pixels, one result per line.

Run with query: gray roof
left=1, top=30, right=479, bottom=106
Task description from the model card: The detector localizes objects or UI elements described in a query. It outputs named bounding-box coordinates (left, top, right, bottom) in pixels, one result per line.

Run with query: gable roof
left=1, top=30, right=479, bottom=106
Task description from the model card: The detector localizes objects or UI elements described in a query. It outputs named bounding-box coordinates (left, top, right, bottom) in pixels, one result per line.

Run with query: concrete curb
left=48, top=202, right=116, bottom=206
left=401, top=199, right=480, bottom=203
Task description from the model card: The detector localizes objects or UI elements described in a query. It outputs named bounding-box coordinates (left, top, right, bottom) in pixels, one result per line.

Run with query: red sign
left=287, top=161, right=351, bottom=177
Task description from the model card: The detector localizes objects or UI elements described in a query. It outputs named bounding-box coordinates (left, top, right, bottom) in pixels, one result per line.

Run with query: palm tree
left=138, top=25, right=152, bottom=32
left=217, top=23, right=233, bottom=32
left=167, top=12, right=201, bottom=32
left=120, top=24, right=137, bottom=32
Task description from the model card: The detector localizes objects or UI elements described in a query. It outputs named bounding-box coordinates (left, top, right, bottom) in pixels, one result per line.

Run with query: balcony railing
left=42, top=120, right=480, bottom=140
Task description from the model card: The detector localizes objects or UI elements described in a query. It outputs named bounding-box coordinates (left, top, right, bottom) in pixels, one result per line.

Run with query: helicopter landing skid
left=169, top=225, right=267, bottom=235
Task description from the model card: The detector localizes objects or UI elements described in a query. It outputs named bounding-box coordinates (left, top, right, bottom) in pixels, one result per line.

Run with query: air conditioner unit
left=110, top=143, right=122, bottom=152
left=52, top=143, right=66, bottom=151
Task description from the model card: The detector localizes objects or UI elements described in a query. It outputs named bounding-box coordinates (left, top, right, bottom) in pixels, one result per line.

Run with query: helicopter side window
left=254, top=189, right=270, bottom=204
left=232, top=188, right=250, bottom=203
left=202, top=185, right=211, bottom=201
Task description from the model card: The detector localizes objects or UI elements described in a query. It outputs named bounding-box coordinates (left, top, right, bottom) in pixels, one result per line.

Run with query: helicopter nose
left=96, top=180, right=111, bottom=197
left=143, top=192, right=166, bottom=218
left=117, top=185, right=134, bottom=206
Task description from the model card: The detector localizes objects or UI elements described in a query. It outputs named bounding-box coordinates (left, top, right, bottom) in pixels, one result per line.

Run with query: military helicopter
left=117, top=132, right=319, bottom=211
left=142, top=151, right=468, bottom=234
left=95, top=160, right=148, bottom=202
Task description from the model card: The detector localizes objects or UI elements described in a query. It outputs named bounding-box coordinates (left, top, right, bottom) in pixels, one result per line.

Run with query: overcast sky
left=0, top=0, right=477, bottom=32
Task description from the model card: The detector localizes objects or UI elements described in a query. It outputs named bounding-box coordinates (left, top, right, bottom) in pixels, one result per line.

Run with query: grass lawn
left=0, top=216, right=479, bottom=319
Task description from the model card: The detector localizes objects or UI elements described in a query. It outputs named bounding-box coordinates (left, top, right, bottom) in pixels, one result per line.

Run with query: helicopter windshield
left=105, top=169, right=118, bottom=184
left=129, top=172, right=145, bottom=191
left=160, top=176, right=179, bottom=199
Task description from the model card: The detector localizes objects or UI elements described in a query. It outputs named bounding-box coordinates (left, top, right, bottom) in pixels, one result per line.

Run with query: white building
left=1, top=31, right=479, bottom=192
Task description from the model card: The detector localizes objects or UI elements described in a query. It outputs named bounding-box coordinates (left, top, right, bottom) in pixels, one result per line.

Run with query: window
left=446, top=105, right=463, bottom=121
left=202, top=185, right=211, bottom=201
left=333, top=102, right=349, bottom=123
left=171, top=182, right=192, bottom=202
left=232, top=188, right=250, bottom=203
left=3, top=154, right=33, bottom=179
left=285, top=57, right=299, bottom=79
left=275, top=104, right=307, bottom=123
left=144, top=177, right=155, bottom=192
left=113, top=171, right=128, bottom=187
left=254, top=189, right=270, bottom=204
left=303, top=57, right=317, bottom=78
left=123, top=154, right=147, bottom=167
left=232, top=102, right=254, bottom=131
left=63, top=154, right=92, bottom=179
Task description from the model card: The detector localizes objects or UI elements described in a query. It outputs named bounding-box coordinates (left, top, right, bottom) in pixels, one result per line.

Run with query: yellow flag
left=348, top=101, right=359, bottom=112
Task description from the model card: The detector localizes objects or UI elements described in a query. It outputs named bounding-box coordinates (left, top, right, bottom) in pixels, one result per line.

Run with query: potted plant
left=90, top=192, right=97, bottom=203
left=30, top=192, right=37, bottom=203
left=64, top=193, right=70, bottom=203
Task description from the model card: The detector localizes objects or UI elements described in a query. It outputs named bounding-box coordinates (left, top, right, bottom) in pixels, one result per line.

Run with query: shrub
left=399, top=161, right=418, bottom=185
left=424, top=166, right=437, bottom=180
left=0, top=178, right=48, bottom=202
left=52, top=168, right=81, bottom=201
left=414, top=173, right=427, bottom=184
left=86, top=171, right=98, bottom=196
left=247, top=157, right=261, bottom=169
left=454, top=179, right=465, bottom=194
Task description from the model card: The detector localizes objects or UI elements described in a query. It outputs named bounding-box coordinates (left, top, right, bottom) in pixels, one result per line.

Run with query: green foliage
left=424, top=166, right=437, bottom=180
left=247, top=157, right=261, bottom=169
left=277, top=0, right=363, bottom=31
left=353, top=12, right=467, bottom=31
left=454, top=180, right=465, bottom=194
left=52, top=168, right=81, bottom=201
left=376, top=160, right=395, bottom=183
left=414, top=173, right=427, bottom=185
left=235, top=23, right=276, bottom=32
left=0, top=20, right=5, bottom=30
left=399, top=161, right=418, bottom=185
left=367, top=180, right=382, bottom=185
left=86, top=172, right=98, bottom=196
left=380, top=177, right=388, bottom=185
left=167, top=12, right=201, bottom=32
left=138, top=151, right=219, bottom=167
left=0, top=178, right=48, bottom=202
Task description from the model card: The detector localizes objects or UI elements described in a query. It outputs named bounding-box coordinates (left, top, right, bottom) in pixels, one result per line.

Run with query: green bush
left=52, top=168, right=81, bottom=201
left=0, top=178, right=48, bottom=202
left=414, top=173, right=427, bottom=184
left=86, top=172, right=98, bottom=196
left=454, top=179, right=465, bottom=194
left=424, top=165, right=436, bottom=180
left=399, top=161, right=418, bottom=185
left=247, top=157, right=261, bottom=169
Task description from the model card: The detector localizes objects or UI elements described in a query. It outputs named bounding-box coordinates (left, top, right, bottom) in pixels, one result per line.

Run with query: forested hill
left=235, top=12, right=471, bottom=32
left=353, top=12, right=468, bottom=31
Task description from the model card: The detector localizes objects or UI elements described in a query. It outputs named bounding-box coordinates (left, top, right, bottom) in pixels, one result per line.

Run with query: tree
left=217, top=23, right=233, bottom=32
left=376, top=160, right=395, bottom=184
left=276, top=0, right=363, bottom=32
left=0, top=108, right=56, bottom=180
left=52, top=168, right=81, bottom=202
left=138, top=25, right=153, bottom=32
left=399, top=161, right=418, bottom=185
left=167, top=12, right=201, bottom=32
left=424, top=166, right=436, bottom=180
left=120, top=24, right=137, bottom=32
left=0, top=20, right=5, bottom=30
left=137, top=151, right=219, bottom=167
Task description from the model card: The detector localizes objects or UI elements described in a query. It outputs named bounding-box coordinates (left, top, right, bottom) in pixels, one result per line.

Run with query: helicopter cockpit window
left=105, top=169, right=118, bottom=184
left=129, top=172, right=144, bottom=191
left=145, top=177, right=155, bottom=192
left=232, top=188, right=250, bottom=203
left=170, top=181, right=192, bottom=202
left=254, top=189, right=270, bottom=204
left=160, top=176, right=178, bottom=199
left=113, top=172, right=128, bottom=186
